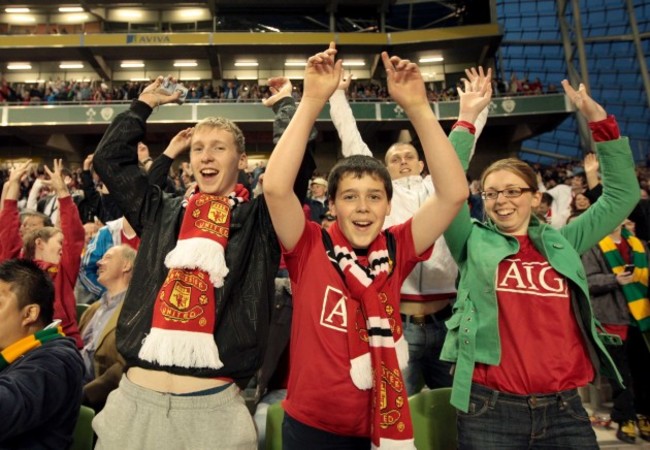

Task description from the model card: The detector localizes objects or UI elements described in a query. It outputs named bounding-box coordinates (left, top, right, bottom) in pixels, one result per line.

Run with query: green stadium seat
left=265, top=402, right=285, bottom=450
left=409, top=387, right=457, bottom=450
left=70, top=405, right=95, bottom=450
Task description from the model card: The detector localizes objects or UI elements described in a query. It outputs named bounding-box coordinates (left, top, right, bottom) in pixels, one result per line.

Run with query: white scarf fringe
left=165, top=237, right=228, bottom=287
left=138, top=328, right=224, bottom=369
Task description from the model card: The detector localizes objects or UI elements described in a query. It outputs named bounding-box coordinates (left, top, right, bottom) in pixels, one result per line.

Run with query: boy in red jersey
left=263, top=43, right=490, bottom=449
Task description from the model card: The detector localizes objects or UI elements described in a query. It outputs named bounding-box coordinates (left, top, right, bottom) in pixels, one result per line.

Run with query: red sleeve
left=0, top=200, right=23, bottom=260
left=387, top=218, right=434, bottom=284
left=282, top=220, right=321, bottom=286
left=589, top=115, right=620, bottom=142
left=57, top=196, right=85, bottom=347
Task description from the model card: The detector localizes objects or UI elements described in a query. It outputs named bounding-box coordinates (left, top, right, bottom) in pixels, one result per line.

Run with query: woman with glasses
left=441, top=68, right=640, bottom=449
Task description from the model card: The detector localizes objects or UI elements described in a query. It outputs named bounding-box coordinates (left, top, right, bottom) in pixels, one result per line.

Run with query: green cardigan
left=442, top=131, right=640, bottom=412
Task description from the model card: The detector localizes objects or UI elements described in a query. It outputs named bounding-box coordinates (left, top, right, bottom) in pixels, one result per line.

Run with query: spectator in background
left=79, top=244, right=136, bottom=412
left=76, top=215, right=139, bottom=305
left=0, top=259, right=84, bottom=449
left=306, top=177, right=328, bottom=223
left=1, top=159, right=84, bottom=348
left=582, top=219, right=650, bottom=444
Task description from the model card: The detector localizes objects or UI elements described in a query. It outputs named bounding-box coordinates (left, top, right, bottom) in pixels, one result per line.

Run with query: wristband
left=141, top=158, right=153, bottom=165
left=451, top=120, right=476, bottom=135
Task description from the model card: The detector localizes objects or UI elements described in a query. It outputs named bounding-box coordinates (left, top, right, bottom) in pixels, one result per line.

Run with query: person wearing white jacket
left=329, top=73, right=489, bottom=394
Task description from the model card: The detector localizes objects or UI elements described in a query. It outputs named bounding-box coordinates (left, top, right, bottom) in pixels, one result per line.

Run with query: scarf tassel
left=165, top=237, right=228, bottom=287
left=371, top=438, right=416, bottom=449
left=350, top=352, right=373, bottom=390
left=138, top=328, right=224, bottom=369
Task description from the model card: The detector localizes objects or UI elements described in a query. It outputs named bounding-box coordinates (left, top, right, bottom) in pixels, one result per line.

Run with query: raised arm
left=0, top=160, right=32, bottom=260
left=264, top=76, right=318, bottom=203
left=383, top=54, right=478, bottom=255
left=561, top=80, right=639, bottom=252
left=329, top=72, right=373, bottom=157
left=264, top=43, right=342, bottom=251
left=147, top=127, right=193, bottom=192
left=92, top=76, right=180, bottom=234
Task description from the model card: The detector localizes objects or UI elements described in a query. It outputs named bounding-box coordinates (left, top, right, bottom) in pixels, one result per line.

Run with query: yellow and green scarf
left=0, top=326, right=65, bottom=370
left=598, top=229, right=650, bottom=332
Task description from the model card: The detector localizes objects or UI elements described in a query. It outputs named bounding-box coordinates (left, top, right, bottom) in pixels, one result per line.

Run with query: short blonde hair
left=194, top=117, right=245, bottom=154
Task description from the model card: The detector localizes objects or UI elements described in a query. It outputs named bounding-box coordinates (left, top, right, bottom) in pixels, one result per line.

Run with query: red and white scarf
left=326, top=222, right=414, bottom=449
left=138, top=185, right=248, bottom=369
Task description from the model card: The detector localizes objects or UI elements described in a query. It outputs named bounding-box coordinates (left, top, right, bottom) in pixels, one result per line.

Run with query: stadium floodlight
left=7, top=63, right=32, bottom=70
left=419, top=56, right=444, bottom=63
left=342, top=60, right=366, bottom=67
left=285, top=61, right=307, bottom=67
left=6, top=8, right=30, bottom=13
left=60, top=62, right=84, bottom=69
left=234, top=61, right=259, bottom=67
left=173, top=60, right=198, bottom=67
left=59, top=7, right=84, bottom=12
left=121, top=61, right=145, bottom=68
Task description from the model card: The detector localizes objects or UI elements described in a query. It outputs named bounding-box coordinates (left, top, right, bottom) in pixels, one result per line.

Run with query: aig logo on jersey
left=497, top=259, right=568, bottom=297
left=320, top=286, right=348, bottom=332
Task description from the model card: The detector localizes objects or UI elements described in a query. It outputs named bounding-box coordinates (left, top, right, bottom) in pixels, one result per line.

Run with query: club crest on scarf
left=325, top=222, right=415, bottom=448
left=138, top=186, right=248, bottom=370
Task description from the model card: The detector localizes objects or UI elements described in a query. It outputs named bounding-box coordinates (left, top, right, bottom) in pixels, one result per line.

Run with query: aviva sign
left=126, top=34, right=172, bottom=44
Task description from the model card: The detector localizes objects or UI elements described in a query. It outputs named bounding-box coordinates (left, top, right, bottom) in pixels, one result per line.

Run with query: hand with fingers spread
left=262, top=77, right=293, bottom=107
left=42, top=159, right=70, bottom=198
left=5, top=159, right=33, bottom=200
left=138, top=76, right=182, bottom=109
left=381, top=52, right=428, bottom=111
left=458, top=67, right=493, bottom=124
left=302, top=42, right=343, bottom=104
left=561, top=80, right=607, bottom=122
left=163, top=127, right=194, bottom=159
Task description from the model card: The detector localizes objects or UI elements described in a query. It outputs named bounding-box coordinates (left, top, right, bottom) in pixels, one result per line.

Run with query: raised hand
left=163, top=128, right=194, bottom=159
left=381, top=52, right=428, bottom=111
left=138, top=75, right=182, bottom=109
left=42, top=159, right=70, bottom=198
left=561, top=80, right=607, bottom=122
left=262, top=77, right=293, bottom=107
left=9, top=159, right=32, bottom=185
left=4, top=159, right=33, bottom=201
left=458, top=67, right=493, bottom=123
left=302, top=42, right=342, bottom=104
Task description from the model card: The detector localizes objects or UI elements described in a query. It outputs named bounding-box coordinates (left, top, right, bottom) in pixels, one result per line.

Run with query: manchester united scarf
left=326, top=222, right=414, bottom=449
left=138, top=185, right=248, bottom=369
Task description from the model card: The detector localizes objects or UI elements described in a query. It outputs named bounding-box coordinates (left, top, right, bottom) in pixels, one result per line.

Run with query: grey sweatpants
left=93, top=374, right=256, bottom=450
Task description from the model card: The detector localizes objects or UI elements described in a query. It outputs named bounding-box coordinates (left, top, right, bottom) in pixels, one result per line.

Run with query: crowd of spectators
left=0, top=72, right=554, bottom=105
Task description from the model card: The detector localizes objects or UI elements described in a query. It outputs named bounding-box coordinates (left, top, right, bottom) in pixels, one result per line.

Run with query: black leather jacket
left=93, top=98, right=315, bottom=387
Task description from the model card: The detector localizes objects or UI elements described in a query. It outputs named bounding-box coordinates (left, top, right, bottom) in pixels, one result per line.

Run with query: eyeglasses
left=481, top=187, right=534, bottom=200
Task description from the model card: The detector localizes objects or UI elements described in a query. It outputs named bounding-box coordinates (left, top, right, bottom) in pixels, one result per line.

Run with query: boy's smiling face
left=329, top=173, right=391, bottom=249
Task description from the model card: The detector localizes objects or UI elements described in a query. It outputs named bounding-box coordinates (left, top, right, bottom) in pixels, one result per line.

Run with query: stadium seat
left=70, top=405, right=95, bottom=450
left=265, top=402, right=285, bottom=450
left=409, top=387, right=456, bottom=450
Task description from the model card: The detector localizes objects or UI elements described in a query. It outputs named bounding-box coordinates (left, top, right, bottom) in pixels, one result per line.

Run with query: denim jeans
left=402, top=314, right=453, bottom=395
left=282, top=413, right=370, bottom=450
left=457, top=383, right=598, bottom=449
